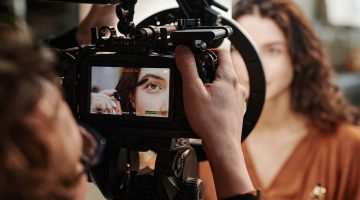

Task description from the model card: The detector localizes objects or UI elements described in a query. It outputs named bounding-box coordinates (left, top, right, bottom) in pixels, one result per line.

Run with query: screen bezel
left=79, top=54, right=176, bottom=124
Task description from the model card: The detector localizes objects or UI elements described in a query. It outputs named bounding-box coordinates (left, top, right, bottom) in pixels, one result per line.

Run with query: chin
left=266, top=86, right=292, bottom=102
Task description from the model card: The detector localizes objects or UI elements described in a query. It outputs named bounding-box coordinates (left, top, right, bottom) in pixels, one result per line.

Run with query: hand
left=91, top=89, right=122, bottom=114
left=175, top=42, right=254, bottom=199
left=76, top=5, right=118, bottom=45
left=175, top=41, right=247, bottom=146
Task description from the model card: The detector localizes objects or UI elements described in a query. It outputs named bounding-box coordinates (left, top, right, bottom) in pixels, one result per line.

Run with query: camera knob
left=183, top=177, right=204, bottom=200
left=194, top=49, right=218, bottom=83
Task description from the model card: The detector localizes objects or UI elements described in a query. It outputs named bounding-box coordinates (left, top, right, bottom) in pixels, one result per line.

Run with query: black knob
left=183, top=178, right=204, bottom=200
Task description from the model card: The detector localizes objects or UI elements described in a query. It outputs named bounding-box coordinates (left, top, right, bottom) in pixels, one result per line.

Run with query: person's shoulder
left=329, top=123, right=360, bottom=158
left=314, top=123, right=360, bottom=144
left=335, top=123, right=360, bottom=143
left=333, top=123, right=360, bottom=177
left=312, top=123, right=360, bottom=151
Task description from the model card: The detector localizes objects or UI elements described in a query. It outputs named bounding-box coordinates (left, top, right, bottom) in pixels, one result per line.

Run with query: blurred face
left=132, top=68, right=170, bottom=117
left=232, top=15, right=294, bottom=101
left=54, top=100, right=88, bottom=200
left=36, top=82, right=87, bottom=200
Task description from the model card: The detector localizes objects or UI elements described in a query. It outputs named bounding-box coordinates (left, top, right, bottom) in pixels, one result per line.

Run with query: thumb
left=175, top=45, right=204, bottom=91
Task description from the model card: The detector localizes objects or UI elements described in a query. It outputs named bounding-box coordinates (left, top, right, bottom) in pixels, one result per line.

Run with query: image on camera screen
left=90, top=66, right=170, bottom=118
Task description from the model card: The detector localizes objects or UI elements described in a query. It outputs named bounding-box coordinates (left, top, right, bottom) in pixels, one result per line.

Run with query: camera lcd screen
left=90, top=66, right=170, bottom=118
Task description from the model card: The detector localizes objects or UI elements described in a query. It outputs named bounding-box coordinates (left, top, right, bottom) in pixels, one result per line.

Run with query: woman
left=91, top=67, right=170, bottom=118
left=200, top=0, right=360, bottom=199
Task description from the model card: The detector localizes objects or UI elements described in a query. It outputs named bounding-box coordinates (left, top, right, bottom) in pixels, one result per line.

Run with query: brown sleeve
left=199, top=161, right=218, bottom=200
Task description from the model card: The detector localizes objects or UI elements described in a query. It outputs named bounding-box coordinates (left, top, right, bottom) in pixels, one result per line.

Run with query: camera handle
left=90, top=138, right=203, bottom=200
left=115, top=0, right=227, bottom=37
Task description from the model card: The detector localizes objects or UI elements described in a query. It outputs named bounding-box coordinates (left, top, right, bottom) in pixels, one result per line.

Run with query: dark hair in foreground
left=115, top=68, right=140, bottom=114
left=0, top=20, right=79, bottom=199
left=233, top=0, right=359, bottom=133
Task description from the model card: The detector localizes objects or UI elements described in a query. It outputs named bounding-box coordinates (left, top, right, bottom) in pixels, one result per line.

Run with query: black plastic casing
left=76, top=50, right=197, bottom=139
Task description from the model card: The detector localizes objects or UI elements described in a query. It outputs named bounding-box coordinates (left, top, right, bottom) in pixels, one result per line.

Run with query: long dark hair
left=115, top=68, right=140, bottom=114
left=233, top=0, right=359, bottom=133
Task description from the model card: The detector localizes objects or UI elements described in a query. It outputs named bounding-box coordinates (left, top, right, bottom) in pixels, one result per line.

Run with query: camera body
left=60, top=20, right=232, bottom=139
left=56, top=20, right=233, bottom=199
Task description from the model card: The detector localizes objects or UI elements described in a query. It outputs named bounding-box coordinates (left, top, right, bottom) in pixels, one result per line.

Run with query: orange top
left=199, top=124, right=360, bottom=200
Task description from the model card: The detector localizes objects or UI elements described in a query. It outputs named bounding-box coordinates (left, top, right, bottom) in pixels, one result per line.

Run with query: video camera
left=71, top=20, right=233, bottom=138
left=49, top=0, right=266, bottom=199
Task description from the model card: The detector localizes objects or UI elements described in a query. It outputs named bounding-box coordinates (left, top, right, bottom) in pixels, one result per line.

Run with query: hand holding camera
left=175, top=41, right=246, bottom=145
left=175, top=43, right=254, bottom=199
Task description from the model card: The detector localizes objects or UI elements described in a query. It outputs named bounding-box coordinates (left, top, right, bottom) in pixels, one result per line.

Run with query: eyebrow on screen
left=140, top=74, right=166, bottom=82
